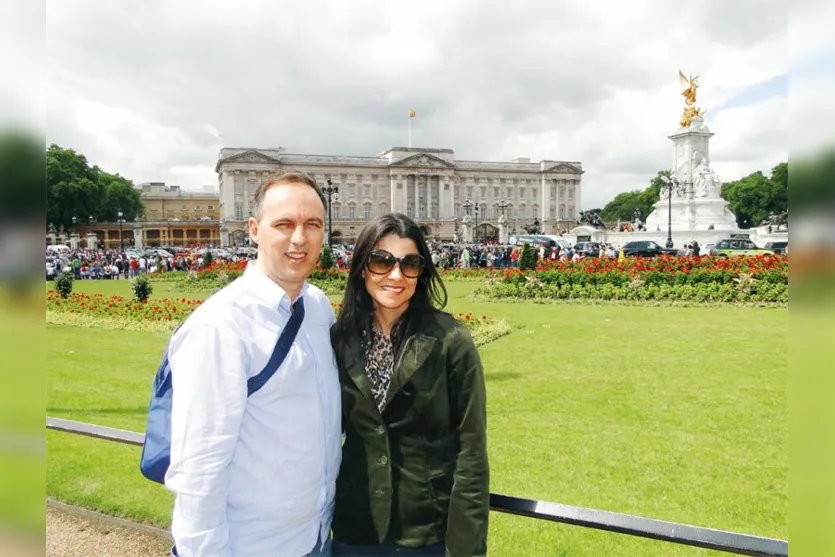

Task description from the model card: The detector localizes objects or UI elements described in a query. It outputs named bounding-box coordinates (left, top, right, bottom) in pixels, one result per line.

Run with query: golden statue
left=678, top=70, right=704, bottom=127
left=679, top=105, right=704, bottom=128
left=679, top=70, right=699, bottom=105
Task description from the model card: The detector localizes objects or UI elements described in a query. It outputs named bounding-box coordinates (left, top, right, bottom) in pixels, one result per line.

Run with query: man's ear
left=247, top=217, right=258, bottom=246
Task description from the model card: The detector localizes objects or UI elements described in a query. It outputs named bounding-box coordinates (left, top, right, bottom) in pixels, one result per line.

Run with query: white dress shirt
left=165, top=262, right=342, bottom=557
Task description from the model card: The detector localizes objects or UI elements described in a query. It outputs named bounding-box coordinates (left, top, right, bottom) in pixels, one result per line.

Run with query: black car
left=621, top=240, right=678, bottom=257
left=764, top=241, right=788, bottom=255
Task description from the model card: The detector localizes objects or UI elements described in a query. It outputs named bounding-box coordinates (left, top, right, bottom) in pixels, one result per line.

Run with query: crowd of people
left=45, top=246, right=254, bottom=281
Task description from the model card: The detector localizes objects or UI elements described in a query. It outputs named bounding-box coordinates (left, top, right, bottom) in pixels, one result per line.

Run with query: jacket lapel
left=382, top=334, right=437, bottom=410
left=342, top=337, right=376, bottom=406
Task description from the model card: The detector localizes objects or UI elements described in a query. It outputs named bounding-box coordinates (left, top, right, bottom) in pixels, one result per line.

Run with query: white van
left=47, top=244, right=71, bottom=256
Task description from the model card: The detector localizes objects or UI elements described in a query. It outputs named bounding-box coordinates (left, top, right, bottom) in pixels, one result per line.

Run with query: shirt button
left=375, top=425, right=385, bottom=435
left=378, top=455, right=388, bottom=465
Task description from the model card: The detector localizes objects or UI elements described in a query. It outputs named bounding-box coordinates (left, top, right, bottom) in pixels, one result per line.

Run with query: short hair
left=252, top=171, right=327, bottom=219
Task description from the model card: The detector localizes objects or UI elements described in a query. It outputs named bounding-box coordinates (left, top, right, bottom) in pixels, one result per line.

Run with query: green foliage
left=131, top=274, right=153, bottom=303
left=203, top=250, right=214, bottom=267
left=518, top=242, right=536, bottom=270
left=720, top=165, right=787, bottom=228
left=601, top=170, right=669, bottom=222
left=54, top=271, right=74, bottom=299
left=319, top=244, right=335, bottom=269
left=46, top=144, right=144, bottom=231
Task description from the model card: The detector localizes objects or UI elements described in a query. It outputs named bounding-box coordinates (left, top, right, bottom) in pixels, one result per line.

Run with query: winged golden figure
left=679, top=70, right=699, bottom=105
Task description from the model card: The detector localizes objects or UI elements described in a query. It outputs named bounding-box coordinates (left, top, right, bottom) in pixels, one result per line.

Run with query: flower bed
left=46, top=291, right=512, bottom=342
left=472, top=255, right=788, bottom=306
left=149, top=262, right=348, bottom=295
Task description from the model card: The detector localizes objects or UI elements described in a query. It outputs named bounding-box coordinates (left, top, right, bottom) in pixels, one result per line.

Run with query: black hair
left=336, top=213, right=447, bottom=356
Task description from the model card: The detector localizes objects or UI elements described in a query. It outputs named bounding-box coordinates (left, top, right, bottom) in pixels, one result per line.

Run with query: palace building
left=215, top=146, right=583, bottom=244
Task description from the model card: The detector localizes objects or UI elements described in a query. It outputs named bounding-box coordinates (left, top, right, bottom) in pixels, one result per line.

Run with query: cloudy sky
left=45, top=0, right=796, bottom=209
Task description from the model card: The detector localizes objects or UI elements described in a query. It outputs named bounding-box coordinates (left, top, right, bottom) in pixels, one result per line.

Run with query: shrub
left=54, top=271, right=74, bottom=299
left=518, top=242, right=536, bottom=270
left=320, top=245, right=335, bottom=269
left=132, top=274, right=154, bottom=303
left=203, top=250, right=214, bottom=267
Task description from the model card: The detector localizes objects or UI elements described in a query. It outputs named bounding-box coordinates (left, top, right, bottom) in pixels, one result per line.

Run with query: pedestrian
left=165, top=171, right=341, bottom=557
left=330, top=213, right=489, bottom=556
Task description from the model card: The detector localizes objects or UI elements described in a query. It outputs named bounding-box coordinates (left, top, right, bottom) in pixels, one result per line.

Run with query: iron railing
left=46, top=416, right=788, bottom=556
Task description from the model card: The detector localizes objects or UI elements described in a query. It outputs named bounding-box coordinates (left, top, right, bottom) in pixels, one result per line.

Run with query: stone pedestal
left=645, top=116, right=738, bottom=232
left=69, top=233, right=80, bottom=250
left=86, top=232, right=98, bottom=251
left=133, top=227, right=144, bottom=250
left=220, top=221, right=229, bottom=248
left=498, top=214, right=508, bottom=244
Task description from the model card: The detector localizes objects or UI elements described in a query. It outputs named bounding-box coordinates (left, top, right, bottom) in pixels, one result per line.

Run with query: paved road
left=46, top=506, right=170, bottom=557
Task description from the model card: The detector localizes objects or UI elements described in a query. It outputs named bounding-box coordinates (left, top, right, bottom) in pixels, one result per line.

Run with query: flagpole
left=408, top=114, right=412, bottom=148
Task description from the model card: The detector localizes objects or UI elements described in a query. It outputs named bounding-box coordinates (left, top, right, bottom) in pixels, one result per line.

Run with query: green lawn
left=46, top=279, right=787, bottom=556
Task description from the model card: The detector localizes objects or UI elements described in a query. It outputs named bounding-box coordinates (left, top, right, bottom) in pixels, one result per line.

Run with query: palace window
left=348, top=204, right=356, bottom=219
left=454, top=204, right=461, bottom=218
left=466, top=186, right=473, bottom=199
left=568, top=188, right=574, bottom=199
left=363, top=185, right=371, bottom=198
left=207, top=205, right=214, bottom=210
left=431, top=203, right=438, bottom=219
left=235, top=181, right=243, bottom=194
left=532, top=188, right=538, bottom=198
left=559, top=204, right=566, bottom=219
left=494, top=187, right=499, bottom=198
left=364, top=204, right=372, bottom=220
left=479, top=206, right=487, bottom=219
left=480, top=186, right=486, bottom=199
left=194, top=205, right=201, bottom=210
left=519, top=188, right=525, bottom=199
left=550, top=205, right=556, bottom=218
left=235, top=203, right=244, bottom=220
left=349, top=184, right=356, bottom=197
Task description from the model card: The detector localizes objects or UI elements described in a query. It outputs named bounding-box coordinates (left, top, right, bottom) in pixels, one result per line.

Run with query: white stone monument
left=498, top=213, right=508, bottom=244
left=645, top=87, right=738, bottom=233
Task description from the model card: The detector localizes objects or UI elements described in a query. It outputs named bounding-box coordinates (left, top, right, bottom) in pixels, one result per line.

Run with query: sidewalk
left=46, top=506, right=170, bottom=557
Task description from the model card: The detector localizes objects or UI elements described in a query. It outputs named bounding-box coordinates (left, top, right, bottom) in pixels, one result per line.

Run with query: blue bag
left=140, top=298, right=305, bottom=483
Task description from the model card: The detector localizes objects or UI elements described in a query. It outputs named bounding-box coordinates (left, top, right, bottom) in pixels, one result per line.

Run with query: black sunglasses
left=366, top=249, right=425, bottom=278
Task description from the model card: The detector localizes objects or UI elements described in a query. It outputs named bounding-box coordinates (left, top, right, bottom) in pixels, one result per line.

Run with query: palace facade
left=215, top=146, right=583, bottom=244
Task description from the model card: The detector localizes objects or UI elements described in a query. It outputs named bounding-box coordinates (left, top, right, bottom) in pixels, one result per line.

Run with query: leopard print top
left=364, top=326, right=395, bottom=412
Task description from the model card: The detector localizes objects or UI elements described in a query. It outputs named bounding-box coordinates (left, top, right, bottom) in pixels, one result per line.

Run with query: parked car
left=620, top=241, right=678, bottom=257
left=763, top=241, right=788, bottom=255
left=709, top=239, right=774, bottom=257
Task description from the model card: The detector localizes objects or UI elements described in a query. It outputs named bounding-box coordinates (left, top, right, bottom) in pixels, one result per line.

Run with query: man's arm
left=165, top=322, right=249, bottom=557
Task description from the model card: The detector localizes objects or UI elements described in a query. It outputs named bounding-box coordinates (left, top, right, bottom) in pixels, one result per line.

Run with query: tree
left=46, top=144, right=143, bottom=231
left=600, top=170, right=670, bottom=222
left=0, top=131, right=44, bottom=222
left=319, top=245, right=335, bottom=269
left=720, top=171, right=777, bottom=228
left=518, top=242, right=536, bottom=270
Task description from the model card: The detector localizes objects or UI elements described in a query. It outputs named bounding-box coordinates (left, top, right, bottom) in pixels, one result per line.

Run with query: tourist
left=330, top=213, right=489, bottom=556
left=165, top=171, right=341, bottom=557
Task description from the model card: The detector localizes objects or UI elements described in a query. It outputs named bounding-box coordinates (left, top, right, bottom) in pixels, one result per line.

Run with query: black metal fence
left=46, top=417, right=788, bottom=556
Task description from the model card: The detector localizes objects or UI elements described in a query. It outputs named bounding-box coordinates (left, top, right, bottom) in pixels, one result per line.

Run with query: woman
left=331, top=213, right=489, bottom=556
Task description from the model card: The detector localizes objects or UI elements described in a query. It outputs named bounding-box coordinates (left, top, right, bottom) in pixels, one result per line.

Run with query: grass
left=46, top=279, right=787, bottom=556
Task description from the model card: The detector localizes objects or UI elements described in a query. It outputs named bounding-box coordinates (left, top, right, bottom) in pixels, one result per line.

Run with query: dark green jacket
left=331, top=311, right=489, bottom=556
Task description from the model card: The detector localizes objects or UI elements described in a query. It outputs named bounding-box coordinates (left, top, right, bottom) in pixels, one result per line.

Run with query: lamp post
left=323, top=179, right=339, bottom=248
left=71, top=216, right=77, bottom=235
left=497, top=199, right=509, bottom=218
left=117, top=210, right=125, bottom=250
left=659, top=175, right=684, bottom=249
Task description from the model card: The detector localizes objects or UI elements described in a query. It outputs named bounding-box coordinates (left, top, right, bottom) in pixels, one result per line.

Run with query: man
left=165, top=171, right=341, bottom=557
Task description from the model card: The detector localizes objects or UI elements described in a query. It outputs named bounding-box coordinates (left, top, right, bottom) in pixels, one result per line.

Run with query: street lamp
left=659, top=175, right=685, bottom=249
left=71, top=216, right=77, bottom=234
left=497, top=199, right=510, bottom=218
left=323, top=179, right=339, bottom=248
left=117, top=209, right=125, bottom=250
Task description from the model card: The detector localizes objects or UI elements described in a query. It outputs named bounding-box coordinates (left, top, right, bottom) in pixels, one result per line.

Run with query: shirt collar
left=243, top=261, right=309, bottom=312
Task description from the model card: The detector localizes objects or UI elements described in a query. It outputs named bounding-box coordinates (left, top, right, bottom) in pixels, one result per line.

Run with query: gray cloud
left=45, top=0, right=787, bottom=208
